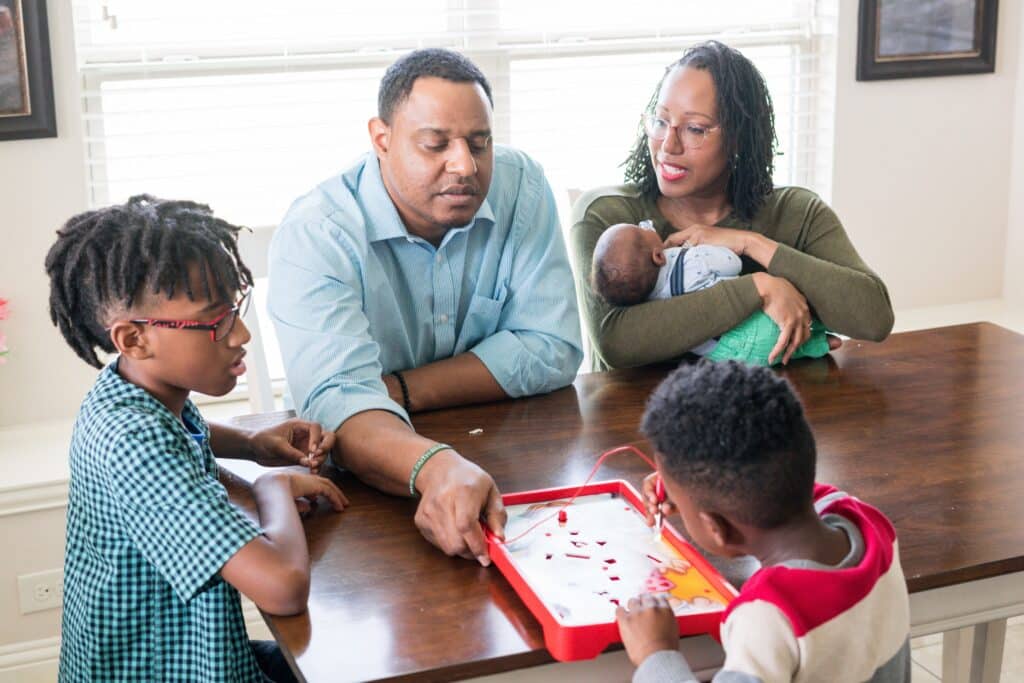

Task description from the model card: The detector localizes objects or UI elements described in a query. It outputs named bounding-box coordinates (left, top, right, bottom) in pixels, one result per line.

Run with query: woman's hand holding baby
left=752, top=273, right=812, bottom=364
left=665, top=224, right=781, bottom=268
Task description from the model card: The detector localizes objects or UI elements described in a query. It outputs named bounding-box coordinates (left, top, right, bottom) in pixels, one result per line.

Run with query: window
left=83, top=68, right=384, bottom=228
left=72, top=0, right=839, bottom=397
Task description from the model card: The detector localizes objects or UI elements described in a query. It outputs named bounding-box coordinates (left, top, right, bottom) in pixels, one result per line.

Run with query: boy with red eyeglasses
left=46, top=195, right=347, bottom=682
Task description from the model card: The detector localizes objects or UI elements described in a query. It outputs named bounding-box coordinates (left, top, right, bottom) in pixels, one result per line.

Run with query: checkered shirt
left=58, top=362, right=264, bottom=682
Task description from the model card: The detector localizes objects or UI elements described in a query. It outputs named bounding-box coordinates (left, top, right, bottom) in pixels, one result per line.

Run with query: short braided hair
left=622, top=40, right=777, bottom=221
left=45, top=195, right=253, bottom=368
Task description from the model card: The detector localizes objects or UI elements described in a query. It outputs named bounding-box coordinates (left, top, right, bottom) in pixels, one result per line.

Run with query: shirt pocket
left=458, top=292, right=506, bottom=350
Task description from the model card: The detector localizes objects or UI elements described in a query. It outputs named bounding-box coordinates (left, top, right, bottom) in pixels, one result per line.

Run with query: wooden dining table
left=224, top=322, right=1024, bottom=682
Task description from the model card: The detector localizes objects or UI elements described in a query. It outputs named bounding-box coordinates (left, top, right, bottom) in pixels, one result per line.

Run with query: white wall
left=1005, top=5, right=1024, bottom=305
left=832, top=1, right=1021, bottom=311
left=0, top=506, right=65, bottom=647
left=0, top=0, right=97, bottom=428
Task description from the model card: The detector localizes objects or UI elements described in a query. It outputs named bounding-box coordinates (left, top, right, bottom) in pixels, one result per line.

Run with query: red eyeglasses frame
left=130, top=290, right=251, bottom=342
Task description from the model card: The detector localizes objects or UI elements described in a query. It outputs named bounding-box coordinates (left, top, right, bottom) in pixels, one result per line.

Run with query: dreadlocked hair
left=44, top=194, right=253, bottom=368
left=621, top=40, right=777, bottom=221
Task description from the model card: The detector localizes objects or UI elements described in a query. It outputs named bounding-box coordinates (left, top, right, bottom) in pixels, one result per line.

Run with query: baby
left=591, top=221, right=739, bottom=302
left=591, top=221, right=829, bottom=365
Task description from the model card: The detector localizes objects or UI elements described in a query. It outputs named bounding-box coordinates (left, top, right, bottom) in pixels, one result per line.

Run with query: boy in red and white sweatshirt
left=619, top=361, right=910, bottom=683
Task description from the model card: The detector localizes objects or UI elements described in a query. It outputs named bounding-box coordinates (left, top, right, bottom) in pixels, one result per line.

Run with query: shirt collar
left=358, top=153, right=495, bottom=245
left=100, top=359, right=205, bottom=436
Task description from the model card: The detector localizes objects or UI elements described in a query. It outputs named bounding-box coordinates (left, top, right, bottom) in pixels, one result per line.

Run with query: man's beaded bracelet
left=409, top=443, right=453, bottom=496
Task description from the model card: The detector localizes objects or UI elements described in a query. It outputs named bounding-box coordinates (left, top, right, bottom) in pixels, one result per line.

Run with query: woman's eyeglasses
left=130, top=289, right=251, bottom=342
left=643, top=113, right=720, bottom=150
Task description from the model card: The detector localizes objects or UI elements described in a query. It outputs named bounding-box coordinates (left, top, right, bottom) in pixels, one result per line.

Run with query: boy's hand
left=261, top=470, right=349, bottom=516
left=616, top=593, right=680, bottom=667
left=251, top=419, right=335, bottom=473
left=641, top=472, right=677, bottom=526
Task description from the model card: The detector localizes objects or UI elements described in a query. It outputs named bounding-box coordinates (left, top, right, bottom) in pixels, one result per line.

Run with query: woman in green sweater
left=571, top=41, right=893, bottom=371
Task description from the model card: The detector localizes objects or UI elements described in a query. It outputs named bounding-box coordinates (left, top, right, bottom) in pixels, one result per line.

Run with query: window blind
left=71, top=0, right=839, bottom=390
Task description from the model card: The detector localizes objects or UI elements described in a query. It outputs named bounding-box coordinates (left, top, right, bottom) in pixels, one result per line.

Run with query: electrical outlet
left=17, top=569, right=64, bottom=614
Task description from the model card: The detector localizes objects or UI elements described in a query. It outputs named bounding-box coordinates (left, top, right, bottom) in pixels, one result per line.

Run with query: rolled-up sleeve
left=267, top=219, right=409, bottom=432
left=469, top=161, right=583, bottom=396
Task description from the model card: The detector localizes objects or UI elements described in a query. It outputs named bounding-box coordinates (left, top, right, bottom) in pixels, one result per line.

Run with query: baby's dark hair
left=45, top=195, right=253, bottom=368
left=591, top=226, right=659, bottom=306
left=641, top=360, right=815, bottom=529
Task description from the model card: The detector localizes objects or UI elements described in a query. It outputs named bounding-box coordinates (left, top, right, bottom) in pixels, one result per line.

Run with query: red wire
left=500, top=444, right=657, bottom=546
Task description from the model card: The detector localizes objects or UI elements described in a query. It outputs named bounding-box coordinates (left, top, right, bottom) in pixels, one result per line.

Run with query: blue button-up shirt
left=267, top=146, right=583, bottom=431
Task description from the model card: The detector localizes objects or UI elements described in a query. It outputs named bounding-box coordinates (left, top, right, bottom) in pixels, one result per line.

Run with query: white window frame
left=74, top=0, right=838, bottom=407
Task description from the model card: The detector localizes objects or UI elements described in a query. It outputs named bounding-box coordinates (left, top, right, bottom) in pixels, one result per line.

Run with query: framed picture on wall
left=0, top=0, right=56, bottom=140
left=857, top=0, right=999, bottom=81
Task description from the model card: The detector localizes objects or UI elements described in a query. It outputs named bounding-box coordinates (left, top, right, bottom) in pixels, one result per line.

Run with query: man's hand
left=752, top=272, right=812, bottom=365
left=250, top=418, right=335, bottom=473
left=412, top=449, right=506, bottom=566
left=616, top=593, right=680, bottom=667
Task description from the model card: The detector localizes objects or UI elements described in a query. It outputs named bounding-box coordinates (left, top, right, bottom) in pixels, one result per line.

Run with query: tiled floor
left=911, top=616, right=1024, bottom=682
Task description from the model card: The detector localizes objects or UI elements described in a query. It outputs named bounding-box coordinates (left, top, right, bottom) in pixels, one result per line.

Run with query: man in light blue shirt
left=268, top=49, right=583, bottom=564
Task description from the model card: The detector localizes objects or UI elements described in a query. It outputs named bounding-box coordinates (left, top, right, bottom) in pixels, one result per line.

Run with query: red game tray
left=484, top=479, right=737, bottom=662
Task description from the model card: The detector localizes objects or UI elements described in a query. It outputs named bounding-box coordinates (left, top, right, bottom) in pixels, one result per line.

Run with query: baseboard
left=0, top=481, right=68, bottom=518
left=0, top=609, right=269, bottom=671
left=0, top=637, right=59, bottom=675
left=893, top=299, right=1024, bottom=335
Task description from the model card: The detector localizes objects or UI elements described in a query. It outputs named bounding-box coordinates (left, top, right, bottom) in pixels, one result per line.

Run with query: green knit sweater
left=570, top=185, right=894, bottom=371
